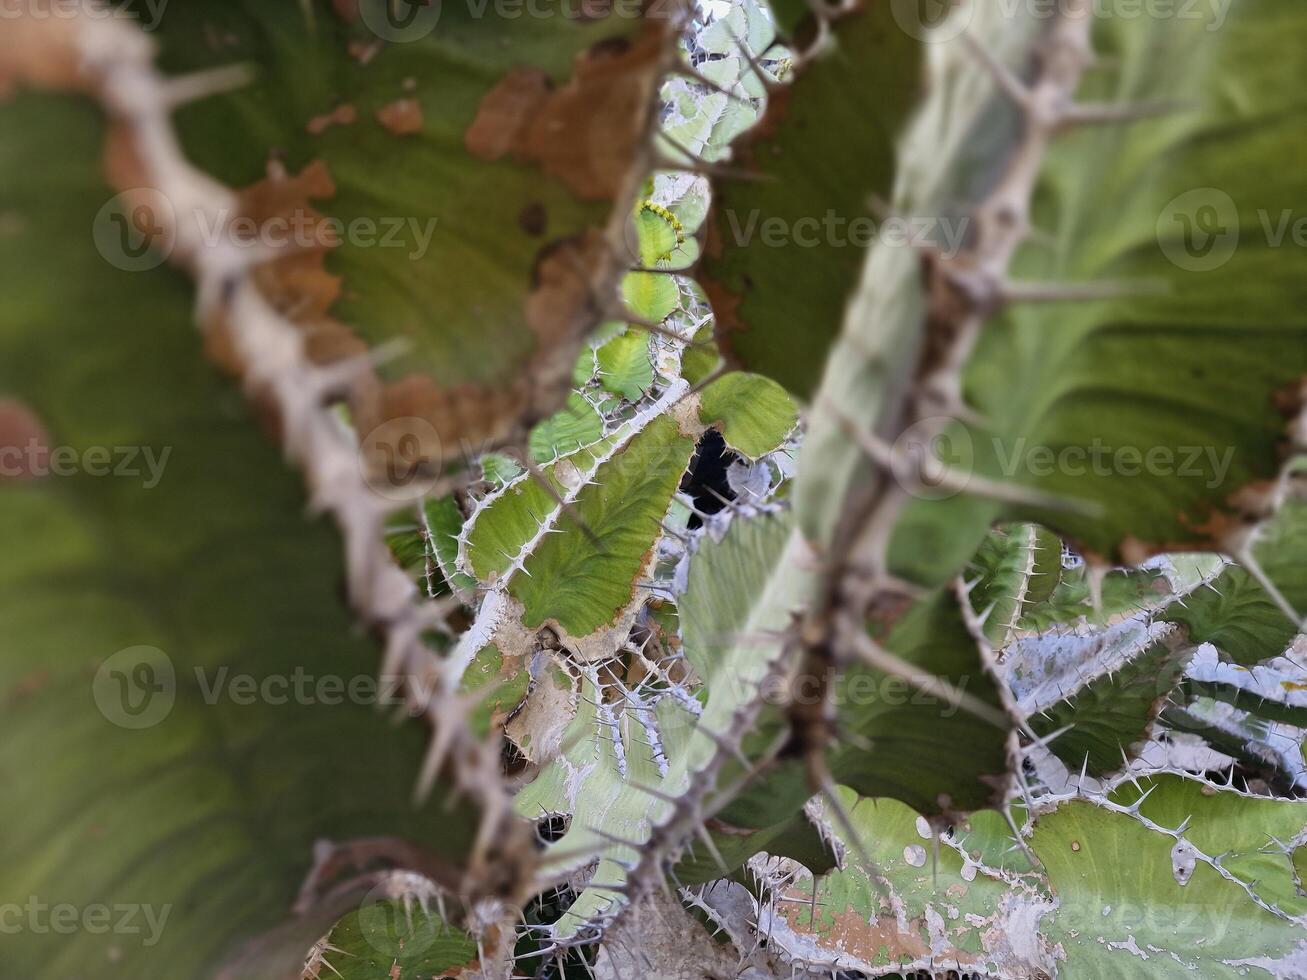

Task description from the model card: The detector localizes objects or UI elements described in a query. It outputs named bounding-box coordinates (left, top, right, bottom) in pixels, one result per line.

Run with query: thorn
left=624, top=315, right=697, bottom=345
left=162, top=63, right=256, bottom=108
left=812, top=764, right=889, bottom=898
left=959, top=32, right=1031, bottom=109
left=656, top=518, right=690, bottom=543
left=1058, top=99, right=1191, bottom=129
left=414, top=720, right=455, bottom=804
left=704, top=484, right=735, bottom=509
left=654, top=131, right=768, bottom=182
left=536, top=841, right=607, bottom=868
left=999, top=278, right=1168, bottom=304
left=509, top=944, right=559, bottom=963
left=698, top=724, right=751, bottom=768
left=685, top=363, right=729, bottom=399
left=820, top=398, right=1099, bottom=517
left=628, top=781, right=680, bottom=805
left=846, top=629, right=1012, bottom=731
left=1128, top=783, right=1159, bottom=813
left=723, top=21, right=785, bottom=96
left=586, top=825, right=645, bottom=851
left=696, top=824, right=731, bottom=876
left=1027, top=722, right=1075, bottom=750
left=1122, top=745, right=1144, bottom=793
left=834, top=728, right=873, bottom=752
left=1000, top=806, right=1038, bottom=868
left=1235, top=544, right=1305, bottom=634
left=669, top=63, right=754, bottom=107
left=523, top=458, right=603, bottom=551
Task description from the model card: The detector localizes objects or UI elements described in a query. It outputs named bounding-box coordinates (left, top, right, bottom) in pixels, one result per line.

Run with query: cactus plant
left=4, top=0, right=1307, bottom=977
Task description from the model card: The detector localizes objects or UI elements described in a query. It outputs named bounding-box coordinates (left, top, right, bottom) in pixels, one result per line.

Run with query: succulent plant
left=3, top=0, right=1307, bottom=977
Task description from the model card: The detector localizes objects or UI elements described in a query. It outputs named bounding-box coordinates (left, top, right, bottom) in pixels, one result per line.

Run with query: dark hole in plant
left=680, top=428, right=743, bottom=529
left=536, top=813, right=571, bottom=845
